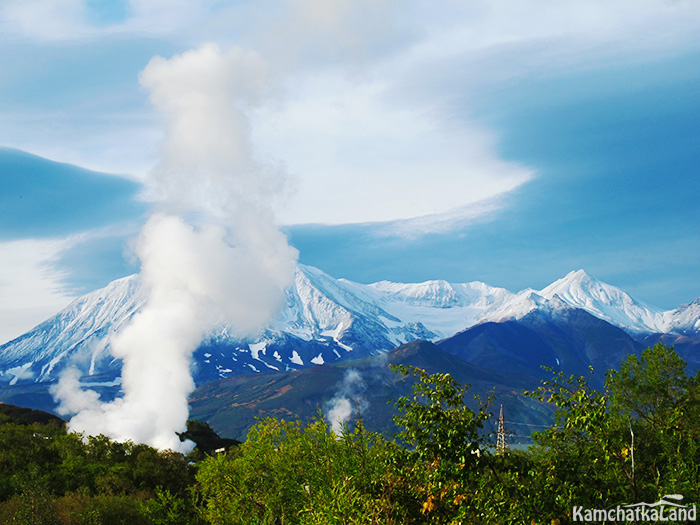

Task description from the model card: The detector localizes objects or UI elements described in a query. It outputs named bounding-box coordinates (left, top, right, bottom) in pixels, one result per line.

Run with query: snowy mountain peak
left=368, top=279, right=461, bottom=308
left=539, top=270, right=664, bottom=333
left=560, top=268, right=591, bottom=282
left=476, top=270, right=670, bottom=335
left=541, top=269, right=610, bottom=301
left=663, top=298, right=700, bottom=335
left=365, top=278, right=511, bottom=310
left=479, top=289, right=544, bottom=323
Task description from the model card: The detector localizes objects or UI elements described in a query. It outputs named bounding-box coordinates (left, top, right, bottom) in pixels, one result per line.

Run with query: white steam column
left=51, top=43, right=298, bottom=452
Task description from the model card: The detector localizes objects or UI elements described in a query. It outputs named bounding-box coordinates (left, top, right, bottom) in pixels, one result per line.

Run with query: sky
left=1, top=0, right=700, bottom=344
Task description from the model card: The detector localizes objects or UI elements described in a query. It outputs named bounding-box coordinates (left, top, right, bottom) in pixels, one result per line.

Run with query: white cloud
left=0, top=238, right=77, bottom=344
left=3, top=0, right=700, bottom=228
left=0, top=0, right=89, bottom=40
left=255, top=73, right=532, bottom=225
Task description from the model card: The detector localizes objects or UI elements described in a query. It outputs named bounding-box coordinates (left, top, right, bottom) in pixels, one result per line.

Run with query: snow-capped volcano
left=0, top=275, right=143, bottom=385
left=540, top=270, right=666, bottom=333
left=482, top=270, right=667, bottom=334
left=0, top=265, right=698, bottom=388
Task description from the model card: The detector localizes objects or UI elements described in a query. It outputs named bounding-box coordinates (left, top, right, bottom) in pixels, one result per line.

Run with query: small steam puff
left=52, top=42, right=297, bottom=452
left=326, top=369, right=367, bottom=436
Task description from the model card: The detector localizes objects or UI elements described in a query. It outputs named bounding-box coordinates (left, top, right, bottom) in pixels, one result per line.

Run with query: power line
left=506, top=421, right=551, bottom=428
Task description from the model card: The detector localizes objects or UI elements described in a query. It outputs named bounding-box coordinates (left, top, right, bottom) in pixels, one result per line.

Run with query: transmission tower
left=496, top=404, right=508, bottom=454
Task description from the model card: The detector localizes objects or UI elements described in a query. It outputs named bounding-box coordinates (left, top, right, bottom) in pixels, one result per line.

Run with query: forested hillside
left=1, top=344, right=697, bottom=523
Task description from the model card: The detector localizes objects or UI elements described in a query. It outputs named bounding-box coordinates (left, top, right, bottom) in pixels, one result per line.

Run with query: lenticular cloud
left=52, top=43, right=297, bottom=452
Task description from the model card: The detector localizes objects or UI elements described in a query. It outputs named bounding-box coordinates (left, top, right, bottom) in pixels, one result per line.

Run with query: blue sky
left=292, top=50, right=700, bottom=307
left=1, top=0, right=700, bottom=343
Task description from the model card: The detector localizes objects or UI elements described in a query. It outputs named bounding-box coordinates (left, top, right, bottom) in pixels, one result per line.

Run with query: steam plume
left=52, top=43, right=297, bottom=452
left=326, top=369, right=367, bottom=436
left=50, top=0, right=401, bottom=450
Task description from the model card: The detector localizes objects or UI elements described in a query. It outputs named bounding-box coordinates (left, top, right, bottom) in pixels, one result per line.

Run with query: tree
left=526, top=343, right=700, bottom=518
left=177, top=419, right=241, bottom=458
left=608, top=343, right=700, bottom=498
left=608, top=342, right=697, bottom=429
left=392, top=365, right=491, bottom=467
left=391, top=365, right=493, bottom=522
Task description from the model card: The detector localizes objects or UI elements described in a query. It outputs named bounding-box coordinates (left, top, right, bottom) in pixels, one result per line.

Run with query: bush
left=196, top=417, right=411, bottom=524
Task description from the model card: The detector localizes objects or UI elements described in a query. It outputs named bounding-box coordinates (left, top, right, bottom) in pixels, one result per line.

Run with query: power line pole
left=496, top=404, right=508, bottom=454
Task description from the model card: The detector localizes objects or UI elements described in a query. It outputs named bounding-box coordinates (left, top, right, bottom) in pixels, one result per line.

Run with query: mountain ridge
left=1, top=265, right=698, bottom=390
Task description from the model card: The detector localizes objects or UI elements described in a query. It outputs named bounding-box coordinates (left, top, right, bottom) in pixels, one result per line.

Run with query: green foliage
left=196, top=417, right=409, bottom=524
left=138, top=488, right=207, bottom=525
left=609, top=342, right=697, bottom=429
left=523, top=343, right=700, bottom=520
left=0, top=417, right=200, bottom=523
left=70, top=494, right=152, bottom=525
left=608, top=343, right=700, bottom=499
left=390, top=364, right=494, bottom=522
left=524, top=367, right=631, bottom=518
left=6, top=477, right=60, bottom=525
left=1, top=343, right=698, bottom=523
left=0, top=421, right=64, bottom=500
left=392, top=364, right=491, bottom=466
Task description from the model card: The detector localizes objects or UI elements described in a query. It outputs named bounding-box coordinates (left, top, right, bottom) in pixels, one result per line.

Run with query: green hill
left=0, top=402, right=64, bottom=427
left=189, top=340, right=553, bottom=442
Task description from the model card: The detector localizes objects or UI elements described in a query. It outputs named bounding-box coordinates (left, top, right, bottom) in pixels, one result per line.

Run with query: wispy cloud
left=0, top=238, right=77, bottom=344
left=3, top=0, right=700, bottom=230
left=255, top=74, right=533, bottom=226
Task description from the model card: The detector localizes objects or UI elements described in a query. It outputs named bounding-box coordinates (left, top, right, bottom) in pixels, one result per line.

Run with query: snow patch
left=321, top=323, right=354, bottom=352
left=5, top=362, right=34, bottom=385
left=249, top=341, right=268, bottom=361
